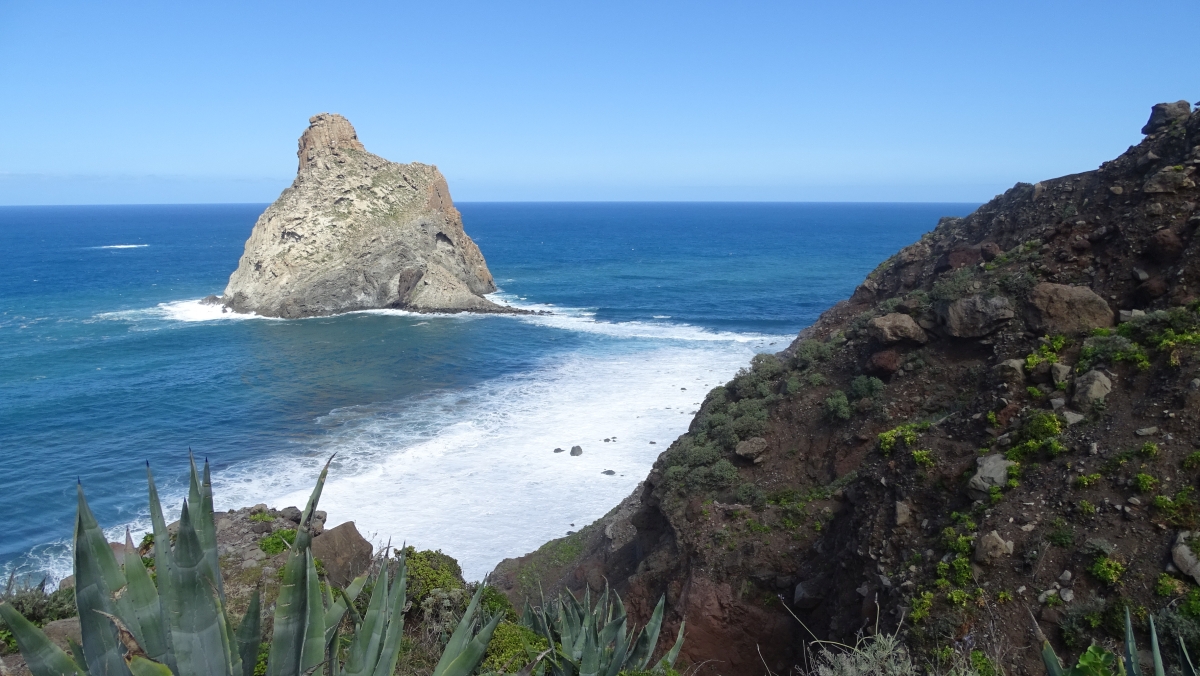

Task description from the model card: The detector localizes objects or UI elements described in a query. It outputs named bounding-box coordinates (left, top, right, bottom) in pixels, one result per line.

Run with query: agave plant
left=0, top=456, right=499, bottom=676
left=1039, top=606, right=1198, bottom=676
left=520, top=587, right=684, bottom=676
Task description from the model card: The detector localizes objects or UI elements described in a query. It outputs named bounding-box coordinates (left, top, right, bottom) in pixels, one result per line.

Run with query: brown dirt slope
left=490, top=99, right=1200, bottom=676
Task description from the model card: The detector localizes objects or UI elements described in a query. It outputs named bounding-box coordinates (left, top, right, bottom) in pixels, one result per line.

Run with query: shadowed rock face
left=223, top=113, right=509, bottom=318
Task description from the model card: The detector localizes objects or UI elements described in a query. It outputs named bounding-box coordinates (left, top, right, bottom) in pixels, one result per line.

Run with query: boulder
left=1024, top=283, right=1113, bottom=334
left=1137, top=277, right=1169, bottom=301
left=980, top=242, right=1002, bottom=261
left=938, top=295, right=1014, bottom=338
left=1062, top=411, right=1085, bottom=426
left=1072, top=370, right=1112, bottom=409
left=570, top=445, right=583, bottom=456
left=793, top=577, right=829, bottom=609
left=735, top=437, right=769, bottom=464
left=974, top=530, right=1014, bottom=564
left=1147, top=229, right=1185, bottom=262
left=1142, top=100, right=1192, bottom=134
left=895, top=501, right=912, bottom=527
left=280, top=506, right=302, bottom=523
left=57, top=575, right=75, bottom=591
left=41, top=618, right=82, bottom=651
left=1144, top=167, right=1196, bottom=194
left=867, top=313, right=927, bottom=345
left=1050, top=363, right=1072, bottom=386
left=311, top=521, right=373, bottom=588
left=865, top=349, right=901, bottom=376
left=1174, top=531, right=1200, bottom=585
left=992, top=359, right=1025, bottom=383
left=967, top=454, right=1016, bottom=501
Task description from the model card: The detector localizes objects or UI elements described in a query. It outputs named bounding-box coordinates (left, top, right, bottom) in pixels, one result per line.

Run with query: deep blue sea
left=0, top=202, right=976, bottom=581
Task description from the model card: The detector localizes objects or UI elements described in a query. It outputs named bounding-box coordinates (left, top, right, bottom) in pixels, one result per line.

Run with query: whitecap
left=92, top=244, right=149, bottom=249
left=207, top=341, right=762, bottom=580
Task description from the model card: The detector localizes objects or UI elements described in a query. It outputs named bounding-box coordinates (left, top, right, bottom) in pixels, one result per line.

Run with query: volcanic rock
left=1024, top=283, right=1113, bottom=334
left=311, top=521, right=373, bottom=587
left=937, top=295, right=1014, bottom=337
left=223, top=114, right=509, bottom=318
left=867, top=313, right=927, bottom=345
left=1073, top=370, right=1112, bottom=409
left=1142, top=100, right=1192, bottom=134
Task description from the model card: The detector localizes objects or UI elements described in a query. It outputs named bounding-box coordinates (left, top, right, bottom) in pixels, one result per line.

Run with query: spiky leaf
left=0, top=602, right=87, bottom=676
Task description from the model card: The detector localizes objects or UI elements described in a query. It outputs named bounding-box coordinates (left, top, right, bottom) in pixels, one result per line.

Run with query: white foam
left=95, top=299, right=272, bottom=324
left=209, top=340, right=769, bottom=580
left=92, top=244, right=149, bottom=249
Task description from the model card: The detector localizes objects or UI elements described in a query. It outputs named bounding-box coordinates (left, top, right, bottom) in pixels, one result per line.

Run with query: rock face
left=1023, top=283, right=1113, bottom=334
left=223, top=114, right=506, bottom=318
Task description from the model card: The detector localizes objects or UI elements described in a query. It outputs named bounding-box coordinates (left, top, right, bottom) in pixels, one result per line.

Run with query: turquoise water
left=0, top=202, right=975, bottom=580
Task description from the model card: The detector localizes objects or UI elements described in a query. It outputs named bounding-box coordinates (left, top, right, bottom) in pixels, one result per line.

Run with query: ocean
left=0, top=201, right=976, bottom=582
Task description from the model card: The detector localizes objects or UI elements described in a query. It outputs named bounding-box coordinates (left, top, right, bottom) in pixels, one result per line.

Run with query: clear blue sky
left=1, top=1, right=1196, bottom=204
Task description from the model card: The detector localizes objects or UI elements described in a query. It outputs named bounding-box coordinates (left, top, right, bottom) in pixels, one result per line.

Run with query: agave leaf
left=163, top=501, right=234, bottom=676
left=436, top=583, right=487, bottom=671
left=67, top=638, right=89, bottom=673
left=126, top=656, right=174, bottom=676
left=432, top=613, right=503, bottom=676
left=236, top=589, right=262, bottom=676
left=1180, top=636, right=1197, bottom=676
left=654, top=621, right=686, bottom=671
left=1040, top=641, right=1064, bottom=676
left=145, top=465, right=179, bottom=676
left=1124, top=606, right=1140, bottom=676
left=578, top=625, right=599, bottom=676
left=197, top=458, right=225, bottom=603
left=73, top=484, right=133, bottom=676
left=0, top=602, right=87, bottom=676
left=342, top=563, right=389, bottom=676
left=119, top=530, right=170, bottom=665
left=266, top=462, right=331, bottom=676
left=627, top=596, right=665, bottom=671
left=325, top=574, right=368, bottom=641
left=212, top=591, right=243, bottom=676
left=266, top=537, right=309, bottom=676
left=300, top=552, right=326, bottom=673
left=1149, top=615, right=1165, bottom=676
left=368, top=558, right=408, bottom=676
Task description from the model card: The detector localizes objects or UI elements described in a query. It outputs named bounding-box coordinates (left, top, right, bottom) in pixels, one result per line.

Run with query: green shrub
left=824, top=391, right=851, bottom=421
left=1135, top=473, right=1159, bottom=493
left=249, top=511, right=273, bottom=523
left=1090, top=556, right=1126, bottom=586
left=1139, top=442, right=1160, bottom=458
left=792, top=340, right=832, bottom=368
left=911, top=449, right=934, bottom=468
left=258, top=528, right=296, bottom=555
left=910, top=591, right=934, bottom=623
left=1153, top=487, right=1200, bottom=528
left=849, top=376, right=884, bottom=400
left=406, top=548, right=465, bottom=604
left=1074, top=474, right=1102, bottom=489
left=1156, top=573, right=1188, bottom=597
left=480, top=621, right=548, bottom=672
left=735, top=483, right=767, bottom=509
left=480, top=585, right=517, bottom=622
left=805, top=371, right=828, bottom=386
left=878, top=421, right=929, bottom=454
left=1185, top=452, right=1200, bottom=470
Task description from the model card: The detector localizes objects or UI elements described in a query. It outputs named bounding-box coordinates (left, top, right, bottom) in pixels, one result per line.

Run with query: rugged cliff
left=223, top=113, right=511, bottom=318
left=492, top=100, right=1200, bottom=675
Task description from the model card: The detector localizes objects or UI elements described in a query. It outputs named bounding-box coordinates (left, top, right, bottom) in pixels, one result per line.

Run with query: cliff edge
left=492, top=99, right=1200, bottom=675
left=223, top=113, right=511, bottom=318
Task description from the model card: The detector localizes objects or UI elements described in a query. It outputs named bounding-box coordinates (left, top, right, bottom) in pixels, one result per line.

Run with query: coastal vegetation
left=0, top=460, right=685, bottom=676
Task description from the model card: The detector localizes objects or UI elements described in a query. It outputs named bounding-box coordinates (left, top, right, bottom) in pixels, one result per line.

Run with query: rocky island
left=221, top=113, right=514, bottom=318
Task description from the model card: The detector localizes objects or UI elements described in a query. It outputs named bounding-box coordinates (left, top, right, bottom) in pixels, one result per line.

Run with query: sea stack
left=223, top=113, right=509, bottom=318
